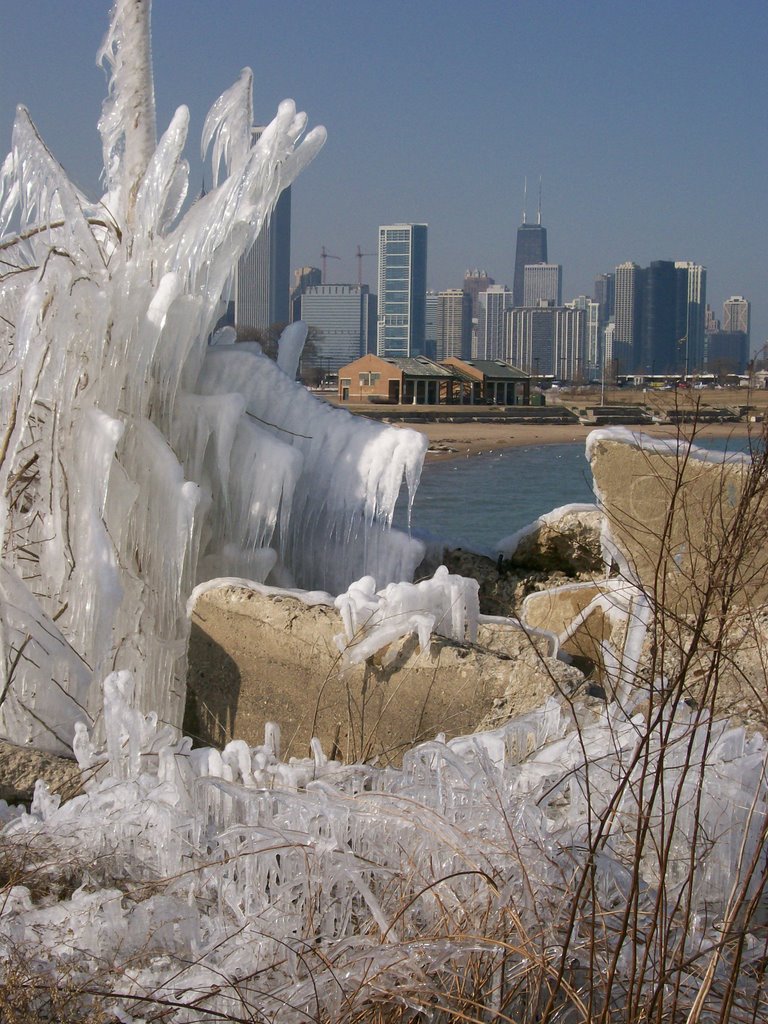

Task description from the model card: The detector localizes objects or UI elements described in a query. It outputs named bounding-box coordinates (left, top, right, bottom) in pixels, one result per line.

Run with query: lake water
left=394, top=434, right=752, bottom=555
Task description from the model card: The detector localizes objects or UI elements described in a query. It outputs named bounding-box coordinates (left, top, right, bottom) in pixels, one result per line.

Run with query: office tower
left=613, top=262, right=643, bottom=375
left=705, top=330, right=749, bottom=376
left=298, top=284, right=375, bottom=372
left=436, top=289, right=472, bottom=360
left=523, top=263, right=562, bottom=307
left=675, top=262, right=706, bottom=373
left=594, top=273, right=615, bottom=321
left=705, top=305, right=720, bottom=334
left=723, top=296, right=750, bottom=339
left=640, top=260, right=678, bottom=374
left=463, top=269, right=495, bottom=352
left=233, top=126, right=291, bottom=329
left=508, top=306, right=555, bottom=375
left=376, top=223, right=428, bottom=358
left=570, top=296, right=601, bottom=378
left=512, top=180, right=548, bottom=307
left=707, top=295, right=750, bottom=376
left=554, top=306, right=586, bottom=382
left=512, top=222, right=548, bottom=307
left=291, top=266, right=322, bottom=321
left=477, top=285, right=512, bottom=360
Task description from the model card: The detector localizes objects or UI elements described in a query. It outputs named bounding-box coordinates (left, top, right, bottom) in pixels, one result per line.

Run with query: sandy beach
left=404, top=420, right=757, bottom=460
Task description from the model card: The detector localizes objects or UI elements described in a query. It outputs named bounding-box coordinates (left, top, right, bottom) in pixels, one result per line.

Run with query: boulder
left=499, top=505, right=604, bottom=575
left=187, top=586, right=584, bottom=763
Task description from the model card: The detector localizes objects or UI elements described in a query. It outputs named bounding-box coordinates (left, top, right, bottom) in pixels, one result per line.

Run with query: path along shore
left=404, top=420, right=759, bottom=461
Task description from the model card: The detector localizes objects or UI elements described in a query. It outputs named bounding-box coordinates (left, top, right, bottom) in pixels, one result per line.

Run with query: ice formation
left=1, top=4, right=767, bottom=1020
left=1, top=672, right=766, bottom=1021
left=0, top=0, right=426, bottom=754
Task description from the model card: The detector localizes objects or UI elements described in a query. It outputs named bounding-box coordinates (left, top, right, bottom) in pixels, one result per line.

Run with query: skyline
left=1, top=2, right=765, bottom=348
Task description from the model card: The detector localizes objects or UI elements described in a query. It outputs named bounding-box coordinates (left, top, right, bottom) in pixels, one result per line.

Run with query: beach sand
left=402, top=420, right=757, bottom=461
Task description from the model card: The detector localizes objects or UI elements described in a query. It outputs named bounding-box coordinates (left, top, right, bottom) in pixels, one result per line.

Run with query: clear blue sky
left=2, top=2, right=766, bottom=350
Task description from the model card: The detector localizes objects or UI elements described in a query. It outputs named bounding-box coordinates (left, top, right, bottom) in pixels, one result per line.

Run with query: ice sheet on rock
left=197, top=344, right=427, bottom=594
left=334, top=566, right=480, bottom=665
left=495, top=501, right=600, bottom=559
left=187, top=577, right=336, bottom=618
left=585, top=425, right=751, bottom=467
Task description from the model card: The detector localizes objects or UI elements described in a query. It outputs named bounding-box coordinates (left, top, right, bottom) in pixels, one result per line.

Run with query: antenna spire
left=537, top=176, right=542, bottom=225
left=523, top=176, right=527, bottom=225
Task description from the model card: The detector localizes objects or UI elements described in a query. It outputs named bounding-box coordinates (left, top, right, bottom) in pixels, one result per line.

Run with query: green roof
left=452, top=359, right=530, bottom=380
left=384, top=356, right=455, bottom=378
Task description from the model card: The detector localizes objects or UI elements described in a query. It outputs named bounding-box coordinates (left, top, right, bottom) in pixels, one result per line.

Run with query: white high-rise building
left=613, top=261, right=642, bottom=374
left=554, top=306, right=586, bottom=382
left=425, top=290, right=439, bottom=358
left=523, top=263, right=562, bottom=307
left=436, top=289, right=471, bottom=360
left=723, top=295, right=750, bottom=337
left=569, top=296, right=601, bottom=379
left=477, top=285, right=512, bottom=360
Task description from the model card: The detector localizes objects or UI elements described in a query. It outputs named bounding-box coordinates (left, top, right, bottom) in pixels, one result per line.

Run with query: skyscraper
left=424, top=291, right=439, bottom=359
left=554, top=306, right=586, bottom=382
left=477, top=286, right=512, bottom=360
left=291, top=266, right=322, bottom=322
left=298, top=284, right=374, bottom=371
left=641, top=260, right=678, bottom=374
left=570, top=296, right=601, bottom=379
left=376, top=224, right=428, bottom=358
left=232, top=127, right=291, bottom=330
left=436, top=289, right=472, bottom=360
left=463, top=269, right=495, bottom=354
left=523, top=263, right=562, bottom=307
left=723, top=296, right=750, bottom=338
left=594, top=273, right=615, bottom=321
left=508, top=306, right=555, bottom=375
left=707, top=295, right=750, bottom=375
left=613, top=262, right=643, bottom=374
left=675, top=262, right=706, bottom=373
left=512, top=181, right=547, bottom=308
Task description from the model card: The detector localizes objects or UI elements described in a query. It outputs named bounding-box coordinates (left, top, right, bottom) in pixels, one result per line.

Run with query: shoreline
left=403, top=420, right=758, bottom=461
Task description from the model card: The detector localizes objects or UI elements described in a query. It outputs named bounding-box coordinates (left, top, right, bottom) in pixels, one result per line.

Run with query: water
left=396, top=434, right=755, bottom=555
left=395, top=443, right=594, bottom=553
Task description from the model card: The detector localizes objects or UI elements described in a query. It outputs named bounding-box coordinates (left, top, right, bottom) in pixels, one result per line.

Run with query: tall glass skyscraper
left=376, top=224, right=428, bottom=358
left=512, top=222, right=547, bottom=308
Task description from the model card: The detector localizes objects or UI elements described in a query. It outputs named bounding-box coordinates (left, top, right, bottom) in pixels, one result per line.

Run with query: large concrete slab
left=587, top=430, right=768, bottom=618
left=187, top=586, right=583, bottom=764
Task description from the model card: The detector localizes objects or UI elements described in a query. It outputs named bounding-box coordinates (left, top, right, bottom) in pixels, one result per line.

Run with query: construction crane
left=355, top=245, right=375, bottom=287
left=320, top=246, right=340, bottom=284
